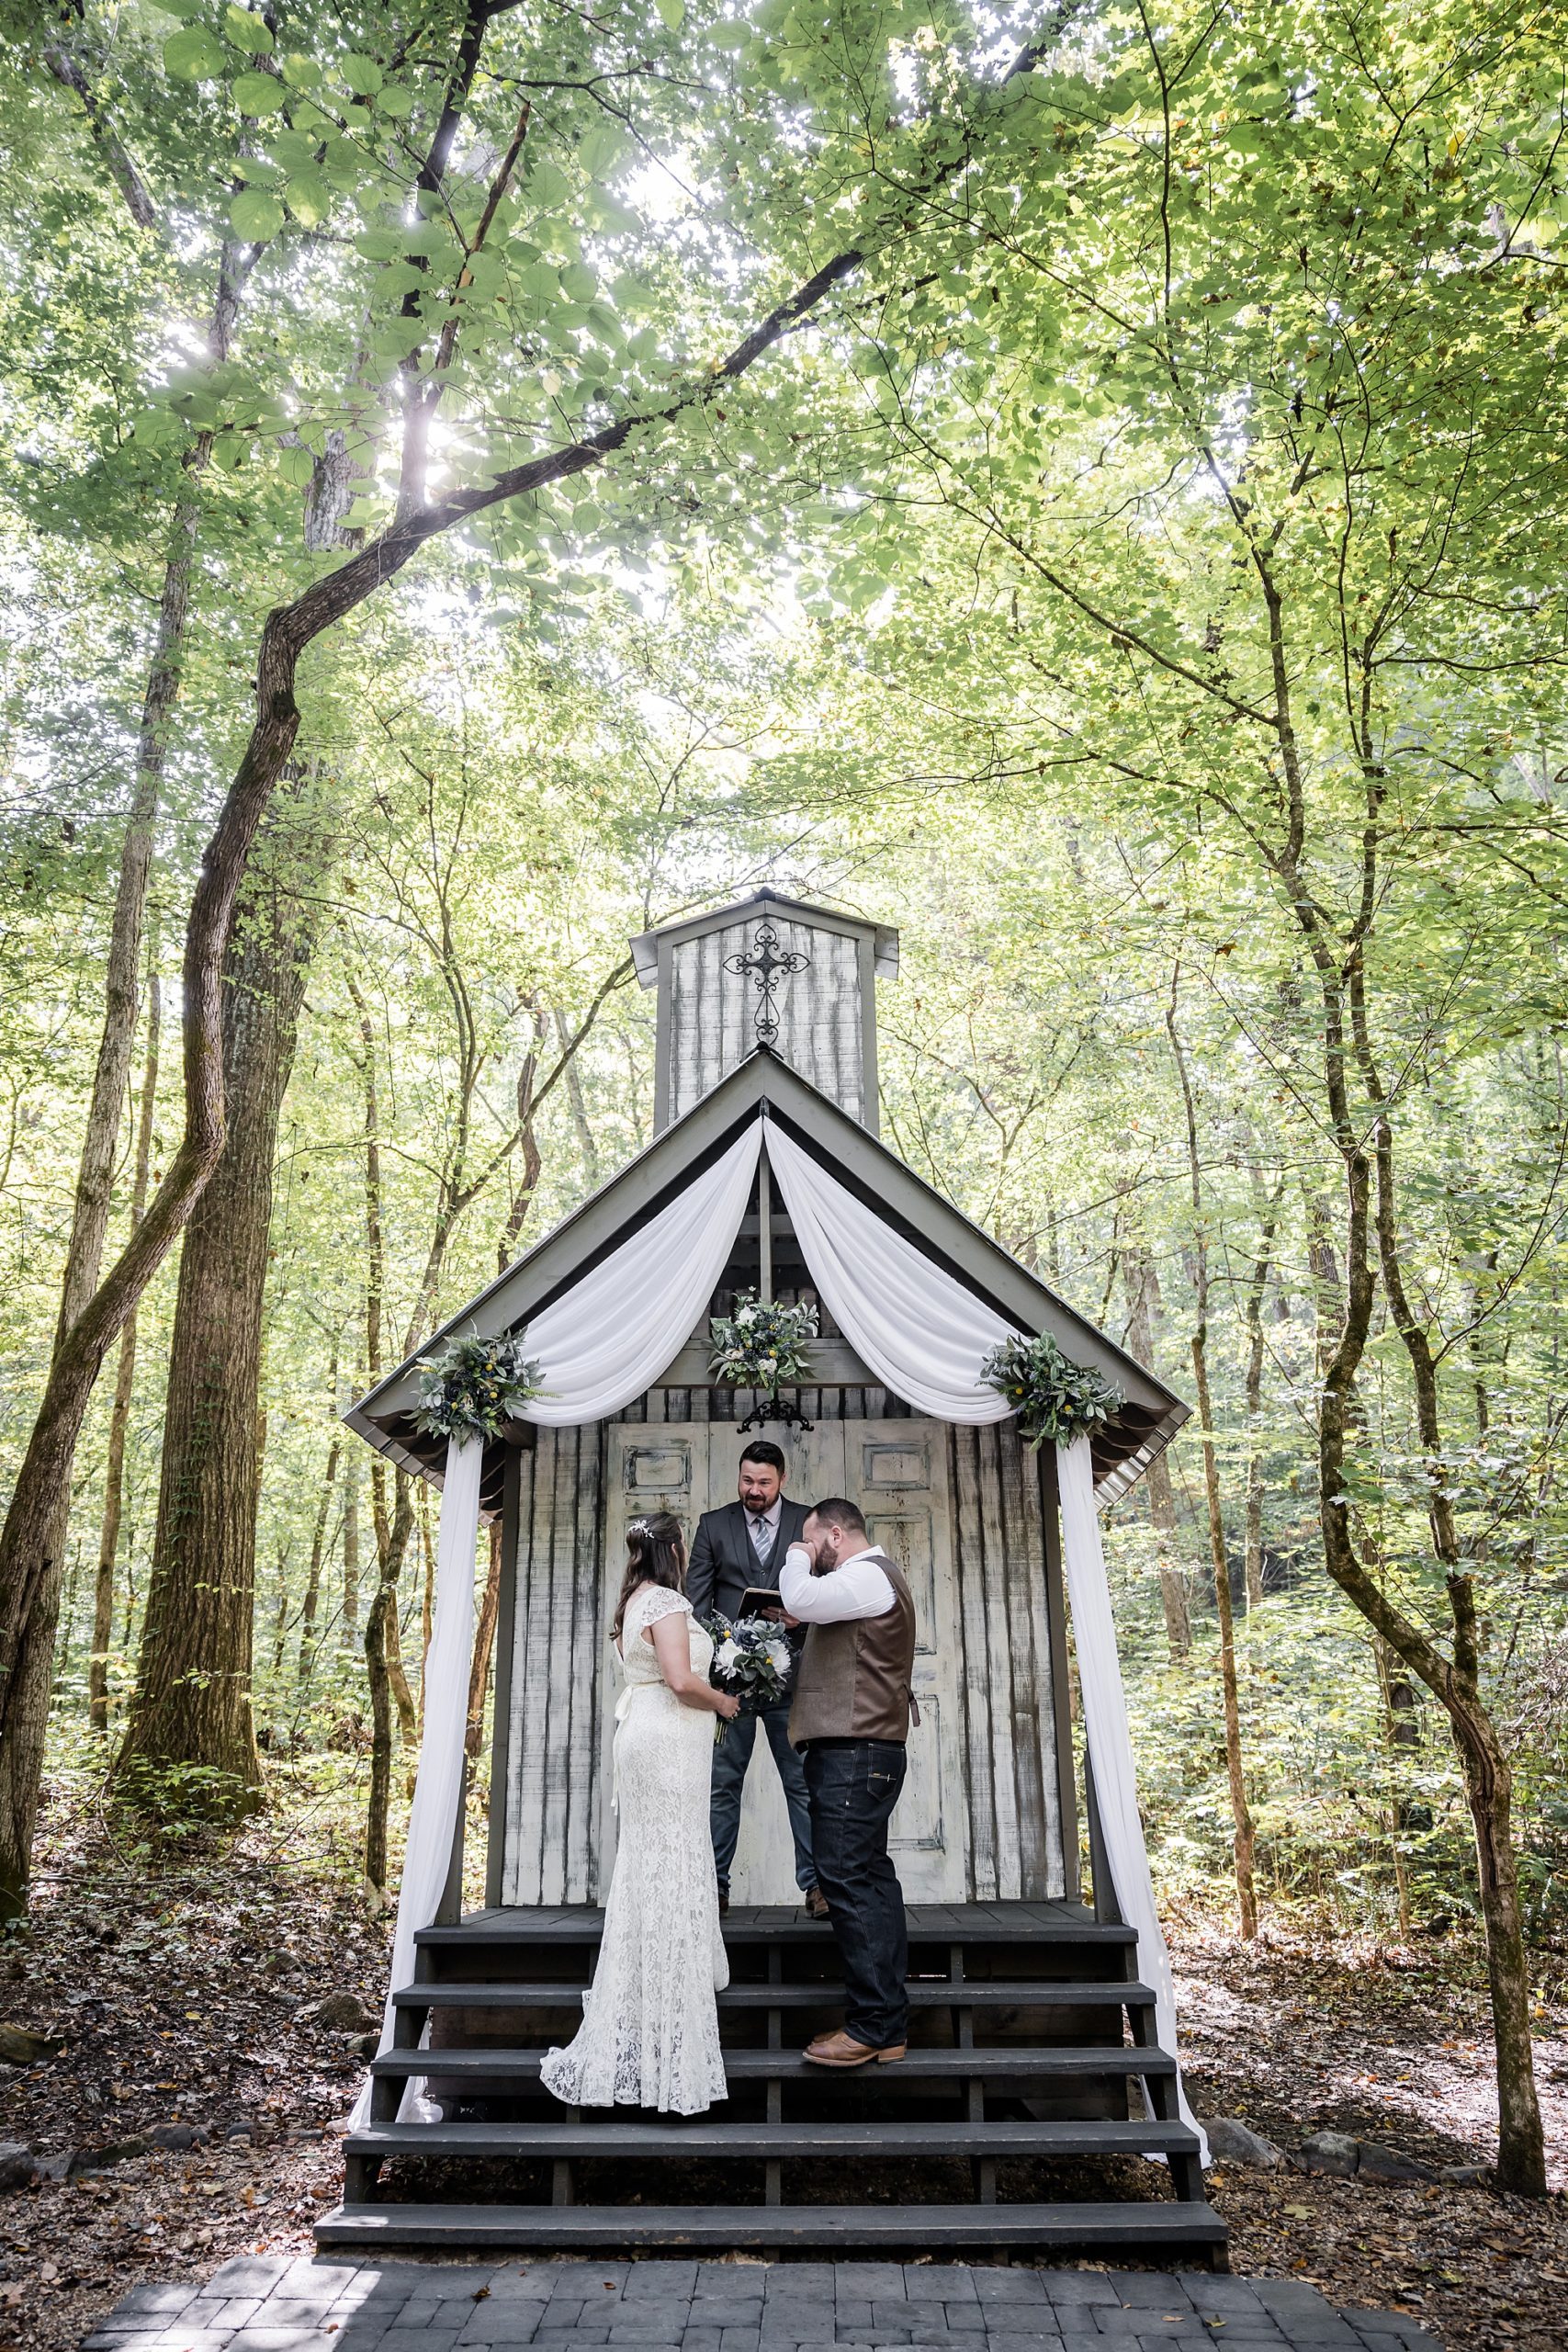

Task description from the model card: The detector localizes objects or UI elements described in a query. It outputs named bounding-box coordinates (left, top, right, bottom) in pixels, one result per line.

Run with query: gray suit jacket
left=686, top=1497, right=810, bottom=1623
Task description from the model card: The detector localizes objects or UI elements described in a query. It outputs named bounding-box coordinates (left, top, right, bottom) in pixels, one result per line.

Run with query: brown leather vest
left=788, top=1551, right=918, bottom=1747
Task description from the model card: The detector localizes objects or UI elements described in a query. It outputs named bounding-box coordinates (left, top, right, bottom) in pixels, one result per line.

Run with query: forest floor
left=3, top=1774, right=1565, bottom=2352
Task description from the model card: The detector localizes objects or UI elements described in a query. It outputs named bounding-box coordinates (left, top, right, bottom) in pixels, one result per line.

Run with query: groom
left=781, top=1497, right=917, bottom=2069
left=686, top=1441, right=826, bottom=1920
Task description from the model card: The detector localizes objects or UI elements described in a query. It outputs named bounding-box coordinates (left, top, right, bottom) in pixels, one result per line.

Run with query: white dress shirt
left=779, top=1539, right=896, bottom=1624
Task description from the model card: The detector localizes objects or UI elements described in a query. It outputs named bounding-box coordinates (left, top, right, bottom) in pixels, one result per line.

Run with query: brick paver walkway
left=79, top=2257, right=1443, bottom=2352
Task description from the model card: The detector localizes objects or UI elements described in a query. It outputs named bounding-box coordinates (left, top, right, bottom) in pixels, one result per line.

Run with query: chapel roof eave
left=343, top=1045, right=1188, bottom=1504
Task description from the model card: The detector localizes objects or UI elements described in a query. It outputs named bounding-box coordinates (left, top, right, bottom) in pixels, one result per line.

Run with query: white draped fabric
left=350, top=1430, right=483, bottom=2130
left=1057, top=1433, right=1208, bottom=2161
left=520, top=1125, right=762, bottom=1424
left=354, top=1114, right=1202, bottom=2164
left=763, top=1121, right=1016, bottom=1422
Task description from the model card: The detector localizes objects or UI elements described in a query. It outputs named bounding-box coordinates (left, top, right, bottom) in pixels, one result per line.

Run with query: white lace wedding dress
left=538, top=1583, right=729, bottom=2114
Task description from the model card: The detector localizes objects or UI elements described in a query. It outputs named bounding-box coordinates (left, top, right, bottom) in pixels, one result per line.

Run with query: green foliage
left=707, top=1292, right=818, bottom=1388
left=412, top=1332, right=543, bottom=1443
left=983, top=1332, right=1123, bottom=1449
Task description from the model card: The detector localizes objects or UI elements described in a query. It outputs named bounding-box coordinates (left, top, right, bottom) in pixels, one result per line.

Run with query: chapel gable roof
left=346, top=1049, right=1188, bottom=1515
left=627, top=888, right=901, bottom=987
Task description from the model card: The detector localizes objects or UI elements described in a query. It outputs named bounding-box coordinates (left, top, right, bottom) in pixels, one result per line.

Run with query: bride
left=539, top=1511, right=740, bottom=2115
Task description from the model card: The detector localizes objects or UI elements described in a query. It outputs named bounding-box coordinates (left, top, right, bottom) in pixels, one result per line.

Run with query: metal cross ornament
left=724, top=920, right=810, bottom=1047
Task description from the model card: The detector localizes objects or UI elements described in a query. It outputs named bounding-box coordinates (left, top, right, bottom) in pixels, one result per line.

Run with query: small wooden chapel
left=319, top=888, right=1224, bottom=2264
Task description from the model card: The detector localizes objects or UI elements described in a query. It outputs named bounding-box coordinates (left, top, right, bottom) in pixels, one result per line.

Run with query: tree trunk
left=364, top=1572, right=394, bottom=1904
left=467, top=1520, right=503, bottom=1760
left=1167, top=984, right=1258, bottom=1937
left=1452, top=1692, right=1542, bottom=2194
left=1240, top=1181, right=1282, bottom=1609
left=117, top=845, right=317, bottom=1800
left=298, top=1433, right=340, bottom=1690
left=344, top=974, right=419, bottom=1752
left=88, top=956, right=162, bottom=1734
left=1374, top=1634, right=1419, bottom=1936
left=556, top=1004, right=600, bottom=1188
left=1122, top=1243, right=1191, bottom=1657
left=1360, top=1079, right=1547, bottom=2192
left=499, top=1004, right=547, bottom=1270
left=343, top=1473, right=360, bottom=1645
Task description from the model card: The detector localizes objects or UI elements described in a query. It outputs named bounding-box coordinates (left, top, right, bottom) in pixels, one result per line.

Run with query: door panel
left=854, top=1420, right=963, bottom=1898
left=596, top=1418, right=965, bottom=1907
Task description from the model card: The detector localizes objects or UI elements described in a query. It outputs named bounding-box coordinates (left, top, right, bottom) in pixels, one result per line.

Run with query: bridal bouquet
left=702, top=1611, right=795, bottom=1741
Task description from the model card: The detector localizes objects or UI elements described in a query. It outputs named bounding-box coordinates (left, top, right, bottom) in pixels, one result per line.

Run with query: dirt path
left=2, top=1811, right=1563, bottom=2352
left=1173, top=1917, right=1568, bottom=2349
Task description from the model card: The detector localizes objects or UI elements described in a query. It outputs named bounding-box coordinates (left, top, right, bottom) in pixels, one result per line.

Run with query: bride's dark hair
left=611, top=1511, right=687, bottom=1644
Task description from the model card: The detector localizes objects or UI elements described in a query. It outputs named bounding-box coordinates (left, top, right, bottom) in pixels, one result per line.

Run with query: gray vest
left=788, top=1550, right=917, bottom=1748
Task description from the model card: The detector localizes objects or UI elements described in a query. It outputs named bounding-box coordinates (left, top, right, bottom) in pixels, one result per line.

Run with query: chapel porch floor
left=318, top=1900, right=1225, bottom=2266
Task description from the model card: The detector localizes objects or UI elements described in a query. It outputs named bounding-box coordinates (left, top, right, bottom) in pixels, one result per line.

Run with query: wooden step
left=414, top=1904, right=1138, bottom=1950
left=371, top=2043, right=1174, bottom=2082
left=394, top=1979, right=1156, bottom=2011
left=316, top=2198, right=1228, bottom=2255
left=347, top=2117, right=1199, bottom=2160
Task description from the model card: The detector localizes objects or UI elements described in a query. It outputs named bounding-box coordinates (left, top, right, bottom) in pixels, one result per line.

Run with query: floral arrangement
left=412, top=1329, right=543, bottom=1443
left=702, top=1611, right=795, bottom=1742
left=707, top=1290, right=818, bottom=1389
left=982, top=1331, right=1123, bottom=1450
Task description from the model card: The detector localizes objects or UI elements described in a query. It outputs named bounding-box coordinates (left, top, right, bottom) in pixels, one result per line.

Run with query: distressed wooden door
left=724, top=1418, right=964, bottom=1905
left=851, top=1419, right=964, bottom=1901
left=598, top=1418, right=964, bottom=1905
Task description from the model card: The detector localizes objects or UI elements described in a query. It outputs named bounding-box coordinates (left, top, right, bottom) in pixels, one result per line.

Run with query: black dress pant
left=801, top=1737, right=908, bottom=2048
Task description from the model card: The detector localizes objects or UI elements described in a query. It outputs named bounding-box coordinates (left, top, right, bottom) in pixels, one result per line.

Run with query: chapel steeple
left=628, top=888, right=899, bottom=1136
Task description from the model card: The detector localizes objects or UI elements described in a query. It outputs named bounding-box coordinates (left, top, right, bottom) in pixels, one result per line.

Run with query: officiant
left=686, top=1441, right=827, bottom=1919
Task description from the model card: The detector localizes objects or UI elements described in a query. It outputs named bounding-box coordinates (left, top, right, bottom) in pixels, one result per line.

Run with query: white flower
left=716, top=1638, right=740, bottom=1673
left=765, top=1642, right=790, bottom=1672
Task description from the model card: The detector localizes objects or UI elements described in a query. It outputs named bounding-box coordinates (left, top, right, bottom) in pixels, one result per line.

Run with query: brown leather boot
left=804, top=1885, right=830, bottom=1920
left=803, top=2028, right=907, bottom=2068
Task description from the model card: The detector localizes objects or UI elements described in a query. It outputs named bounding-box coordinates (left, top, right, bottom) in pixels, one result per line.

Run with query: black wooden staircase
left=315, top=1902, right=1225, bottom=2263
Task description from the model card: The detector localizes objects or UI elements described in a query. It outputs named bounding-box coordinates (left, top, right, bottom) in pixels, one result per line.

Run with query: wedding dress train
left=538, top=1583, right=728, bottom=2114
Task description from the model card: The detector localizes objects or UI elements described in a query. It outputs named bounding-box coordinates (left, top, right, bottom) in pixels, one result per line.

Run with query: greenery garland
left=708, top=1291, right=818, bottom=1388
left=982, top=1332, right=1123, bottom=1451
left=412, top=1330, right=543, bottom=1443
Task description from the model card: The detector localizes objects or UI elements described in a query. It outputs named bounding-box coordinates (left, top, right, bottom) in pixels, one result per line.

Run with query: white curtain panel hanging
left=518, top=1122, right=762, bottom=1424
left=1057, top=1432, right=1209, bottom=2163
left=350, top=1430, right=484, bottom=2130
left=763, top=1120, right=1018, bottom=1422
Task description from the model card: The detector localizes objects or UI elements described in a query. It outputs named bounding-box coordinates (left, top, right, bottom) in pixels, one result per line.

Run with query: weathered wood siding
left=493, top=1391, right=1075, bottom=1908
left=665, top=919, right=864, bottom=1125
left=494, top=1427, right=607, bottom=1906
left=950, top=1425, right=1071, bottom=1902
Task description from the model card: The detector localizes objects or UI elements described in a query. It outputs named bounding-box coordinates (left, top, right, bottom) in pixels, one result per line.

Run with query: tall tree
left=1168, top=983, right=1258, bottom=1938
left=87, top=944, right=161, bottom=1736
left=118, top=830, right=320, bottom=1796
left=0, top=0, right=267, bottom=1901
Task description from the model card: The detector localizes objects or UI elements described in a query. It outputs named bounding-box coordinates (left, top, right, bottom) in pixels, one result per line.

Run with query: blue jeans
left=803, top=1738, right=908, bottom=2048
left=710, top=1697, right=817, bottom=1896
